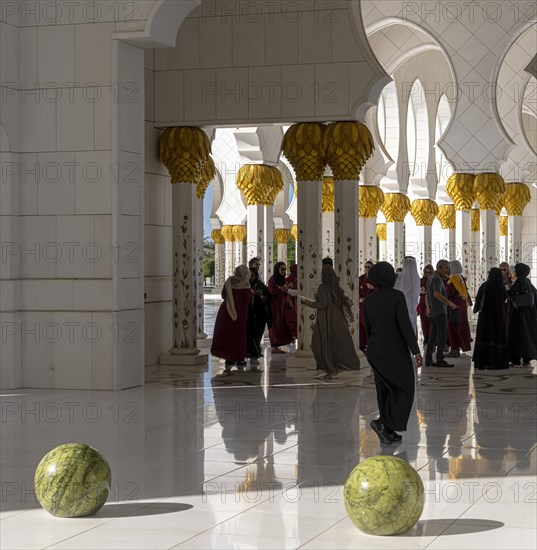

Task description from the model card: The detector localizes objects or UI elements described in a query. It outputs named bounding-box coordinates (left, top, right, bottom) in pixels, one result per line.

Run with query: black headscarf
left=273, top=261, right=286, bottom=286
left=487, top=267, right=503, bottom=285
left=321, top=265, right=343, bottom=304
left=515, top=263, right=530, bottom=279
left=368, top=261, right=396, bottom=289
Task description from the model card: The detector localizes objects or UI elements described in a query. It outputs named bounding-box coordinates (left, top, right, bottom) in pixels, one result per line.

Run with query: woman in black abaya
left=472, top=267, right=509, bottom=370
left=363, top=262, right=422, bottom=445
left=507, top=263, right=537, bottom=367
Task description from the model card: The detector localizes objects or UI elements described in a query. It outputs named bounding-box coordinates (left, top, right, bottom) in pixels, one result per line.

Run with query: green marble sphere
left=35, top=443, right=111, bottom=517
left=344, top=456, right=424, bottom=536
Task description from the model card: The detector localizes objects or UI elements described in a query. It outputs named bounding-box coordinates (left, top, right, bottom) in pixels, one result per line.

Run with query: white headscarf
left=449, top=260, right=463, bottom=275
left=224, top=265, right=252, bottom=321
left=394, top=257, right=421, bottom=316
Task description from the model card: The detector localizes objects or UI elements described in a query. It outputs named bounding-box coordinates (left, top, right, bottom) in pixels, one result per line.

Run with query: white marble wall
left=143, top=49, right=173, bottom=368
left=0, top=6, right=146, bottom=389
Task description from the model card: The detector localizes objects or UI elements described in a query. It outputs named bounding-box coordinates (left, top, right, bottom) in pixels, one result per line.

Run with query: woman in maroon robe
left=211, top=265, right=253, bottom=373
left=419, top=264, right=434, bottom=345
left=358, top=261, right=375, bottom=351
left=445, top=260, right=472, bottom=357
left=268, top=262, right=294, bottom=353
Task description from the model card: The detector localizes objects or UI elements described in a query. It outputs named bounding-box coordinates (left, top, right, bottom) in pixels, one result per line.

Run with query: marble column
left=274, top=229, right=291, bottom=264
left=291, top=225, right=298, bottom=264
left=470, top=208, right=480, bottom=297
left=247, top=205, right=264, bottom=261
left=158, top=127, right=211, bottom=365
left=411, top=199, right=438, bottom=269
left=438, top=204, right=456, bottom=260
left=382, top=193, right=410, bottom=269
left=363, top=218, right=378, bottom=263
left=195, top=198, right=206, bottom=340
left=446, top=173, right=475, bottom=276
left=281, top=123, right=325, bottom=360
left=508, top=216, right=523, bottom=265
left=334, top=180, right=359, bottom=347
left=474, top=173, right=506, bottom=277
left=321, top=177, right=335, bottom=259
left=377, top=224, right=387, bottom=261
left=503, top=182, right=531, bottom=266
left=457, top=210, right=472, bottom=274
left=325, top=122, right=377, bottom=355
left=499, top=215, right=508, bottom=262
left=221, top=225, right=236, bottom=277
left=233, top=225, right=247, bottom=267
left=358, top=185, right=384, bottom=264
left=211, top=230, right=226, bottom=293
left=264, top=208, right=274, bottom=281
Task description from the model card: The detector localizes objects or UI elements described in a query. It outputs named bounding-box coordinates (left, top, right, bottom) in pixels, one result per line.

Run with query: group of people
left=358, top=257, right=537, bottom=370
left=211, top=254, right=536, bottom=446
left=210, top=257, right=298, bottom=375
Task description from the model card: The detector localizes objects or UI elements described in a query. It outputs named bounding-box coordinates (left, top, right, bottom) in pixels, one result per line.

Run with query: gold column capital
left=410, top=199, right=439, bottom=226
left=291, top=225, right=298, bottom=241
left=437, top=204, right=456, bottom=229
left=232, top=225, right=247, bottom=243
left=471, top=208, right=480, bottom=232
left=359, top=185, right=384, bottom=218
left=473, top=173, right=506, bottom=211
left=196, top=156, right=216, bottom=199
left=274, top=228, right=291, bottom=244
left=502, top=182, right=531, bottom=216
left=281, top=123, right=326, bottom=181
left=322, top=177, right=335, bottom=212
left=323, top=122, right=374, bottom=180
left=376, top=223, right=387, bottom=241
left=158, top=127, right=211, bottom=183
left=221, top=225, right=235, bottom=243
left=446, top=173, right=475, bottom=210
left=236, top=164, right=283, bottom=206
left=499, top=216, right=508, bottom=237
left=211, top=229, right=225, bottom=245
left=381, top=193, right=411, bottom=223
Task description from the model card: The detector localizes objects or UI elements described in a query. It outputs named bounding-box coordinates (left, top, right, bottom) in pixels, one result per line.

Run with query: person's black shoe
left=370, top=419, right=393, bottom=445
left=388, top=430, right=403, bottom=442
left=434, top=360, right=454, bottom=367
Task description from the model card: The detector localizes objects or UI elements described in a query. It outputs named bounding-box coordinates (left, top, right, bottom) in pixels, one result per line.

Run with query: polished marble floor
left=1, top=295, right=536, bottom=549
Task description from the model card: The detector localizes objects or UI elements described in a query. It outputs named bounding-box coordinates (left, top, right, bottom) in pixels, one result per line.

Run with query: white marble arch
left=496, top=23, right=537, bottom=183
left=362, top=2, right=533, bottom=171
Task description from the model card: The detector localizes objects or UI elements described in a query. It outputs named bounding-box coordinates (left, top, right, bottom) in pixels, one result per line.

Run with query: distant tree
left=204, top=237, right=215, bottom=282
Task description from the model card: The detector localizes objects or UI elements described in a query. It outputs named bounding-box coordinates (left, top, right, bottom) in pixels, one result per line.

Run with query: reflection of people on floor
left=473, top=375, right=536, bottom=469
left=210, top=375, right=272, bottom=464
left=266, top=385, right=299, bottom=445
left=296, top=385, right=359, bottom=488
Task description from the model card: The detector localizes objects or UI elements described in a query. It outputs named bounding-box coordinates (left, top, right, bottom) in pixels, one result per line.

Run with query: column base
left=196, top=337, right=213, bottom=349
left=160, top=352, right=209, bottom=366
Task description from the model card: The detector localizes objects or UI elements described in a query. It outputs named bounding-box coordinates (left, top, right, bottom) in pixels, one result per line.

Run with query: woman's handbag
left=511, top=291, right=535, bottom=309
left=448, top=307, right=460, bottom=324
